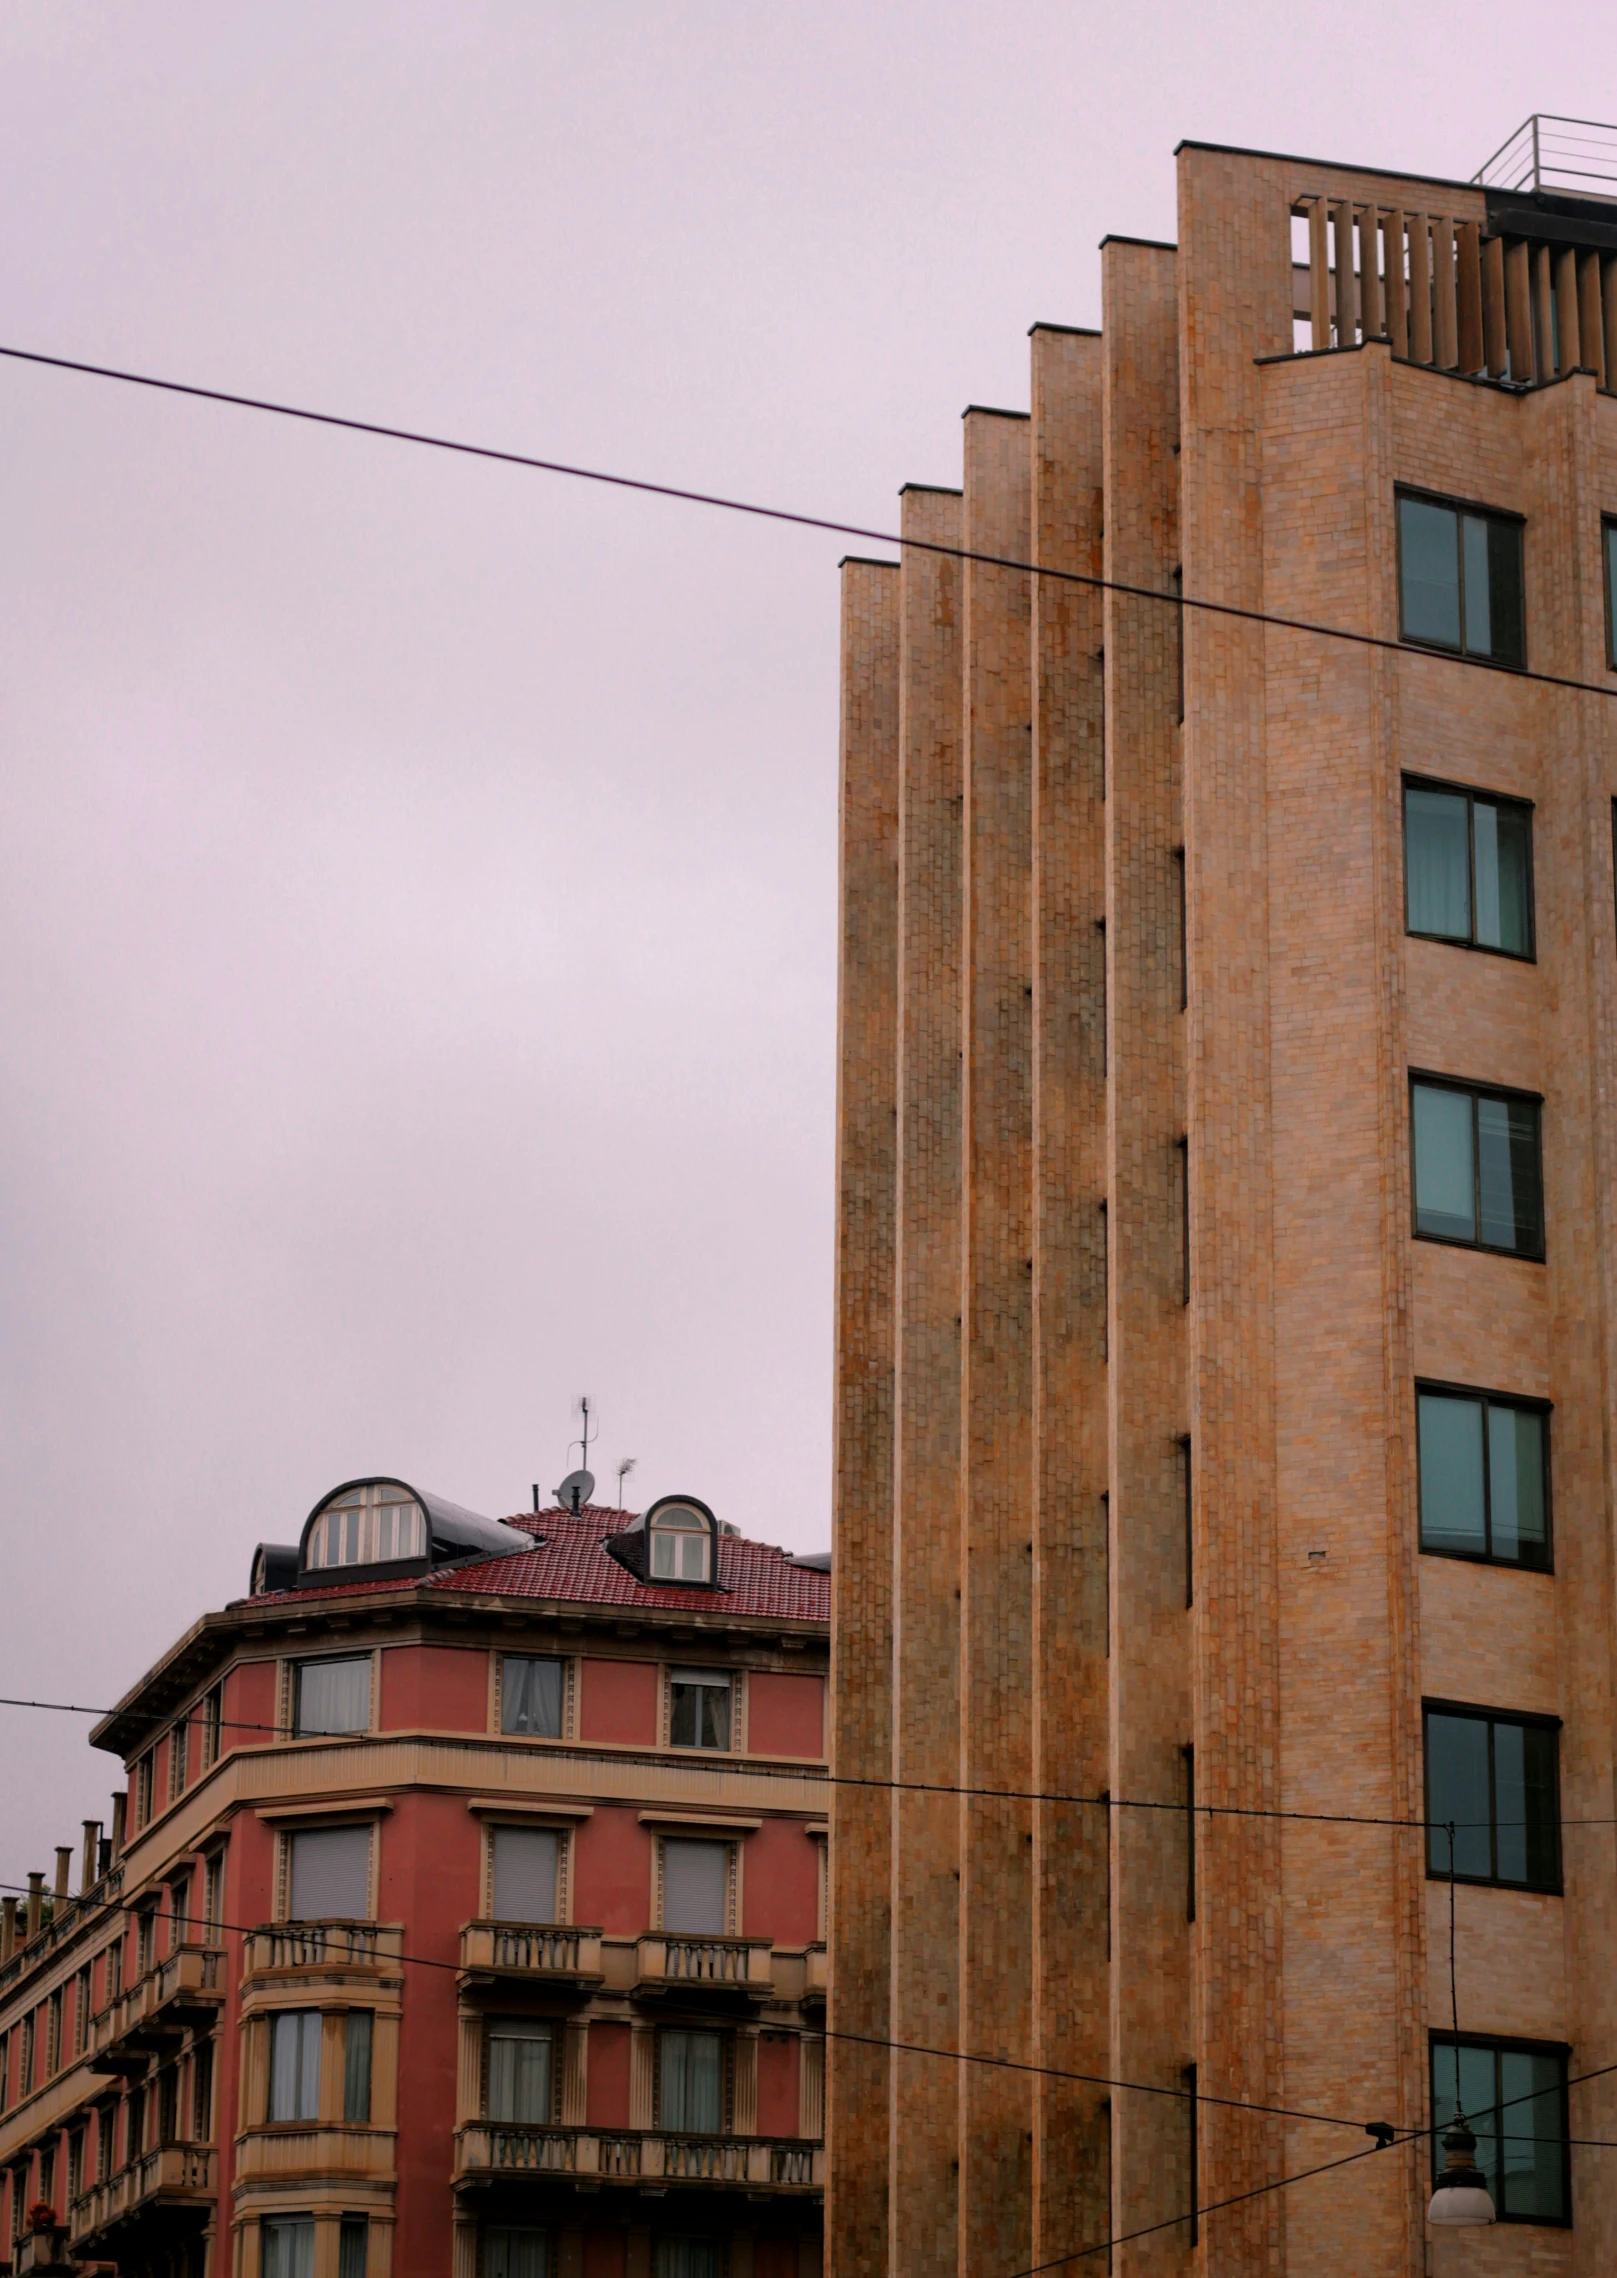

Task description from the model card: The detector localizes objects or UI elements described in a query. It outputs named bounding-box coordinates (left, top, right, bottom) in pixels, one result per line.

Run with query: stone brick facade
left=832, top=136, right=1617, bottom=2276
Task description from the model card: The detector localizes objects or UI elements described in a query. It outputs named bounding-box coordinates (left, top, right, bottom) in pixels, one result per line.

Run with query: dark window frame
left=1402, top=773, right=1536, bottom=961
left=1603, top=515, right=1617, bottom=674
left=1408, top=1072, right=1545, bottom=1261
left=1423, top=1698, right=1562, bottom=1894
left=1395, top=485, right=1528, bottom=669
left=1428, top=2032, right=1570, bottom=2227
left=1415, top=1378, right=1553, bottom=1572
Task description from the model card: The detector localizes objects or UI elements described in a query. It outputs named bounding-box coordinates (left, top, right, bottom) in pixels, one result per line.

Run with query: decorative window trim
left=653, top=1835, right=740, bottom=1937
left=481, top=1822, right=573, bottom=1925
left=280, top=1652, right=378, bottom=1743
left=652, top=2022, right=734, bottom=2136
left=272, top=1817, right=383, bottom=1925
left=662, top=1665, right=742, bottom=1754
left=490, top=1650, right=576, bottom=1742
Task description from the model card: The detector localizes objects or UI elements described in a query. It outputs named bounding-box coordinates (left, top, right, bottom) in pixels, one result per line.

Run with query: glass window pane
left=1405, top=788, right=1472, bottom=939
left=1522, top=1724, right=1560, bottom=1892
left=662, top=1840, right=728, bottom=1934
left=1413, top=1085, right=1475, bottom=1241
left=501, top=1658, right=564, bottom=1738
left=1426, top=1713, right=1492, bottom=1879
left=294, top=1659, right=371, bottom=1738
left=1493, top=1720, right=1527, bottom=1884
left=491, top=1829, right=559, bottom=1924
left=489, top=2021, right=553, bottom=2124
left=660, top=2030, right=723, bottom=2134
left=1499, top=2050, right=1565, bottom=2219
left=1486, top=1406, right=1547, bottom=1566
left=269, top=2012, right=320, bottom=2122
left=1474, top=800, right=1532, bottom=955
left=1477, top=1096, right=1542, bottom=1254
left=1607, top=524, right=1617, bottom=669
left=1485, top=517, right=1526, bottom=668
left=1400, top=498, right=1462, bottom=647
left=338, top=2217, right=369, bottom=2278
left=670, top=1674, right=730, bottom=1751
left=288, top=1827, right=370, bottom=1921
left=1419, top=1394, right=1486, bottom=1556
left=485, top=2229, right=550, bottom=2278
left=262, top=2218, right=316, bottom=2278
left=1462, top=515, right=1492, bottom=655
left=343, top=2011, right=372, bottom=2123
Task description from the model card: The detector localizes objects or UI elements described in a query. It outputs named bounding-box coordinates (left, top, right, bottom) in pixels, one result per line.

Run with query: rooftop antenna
left=553, top=1397, right=597, bottom=1518
left=616, top=1456, right=637, bottom=1510
left=571, top=1396, right=596, bottom=1473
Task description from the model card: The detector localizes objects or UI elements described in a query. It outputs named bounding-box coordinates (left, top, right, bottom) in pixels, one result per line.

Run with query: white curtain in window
left=1404, top=789, right=1470, bottom=938
left=294, top=1659, right=371, bottom=1737
left=659, top=2031, right=722, bottom=2134
left=488, top=2022, right=553, bottom=2124
left=662, top=1841, right=728, bottom=1935
left=268, top=2011, right=321, bottom=2122
left=501, top=1657, right=564, bottom=1737
left=262, top=2218, right=315, bottom=2278
left=492, top=1829, right=559, bottom=1923
left=288, top=1827, right=370, bottom=1921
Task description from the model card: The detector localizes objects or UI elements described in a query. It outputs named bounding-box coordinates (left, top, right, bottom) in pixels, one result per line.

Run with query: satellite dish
left=554, top=1469, right=595, bottom=1516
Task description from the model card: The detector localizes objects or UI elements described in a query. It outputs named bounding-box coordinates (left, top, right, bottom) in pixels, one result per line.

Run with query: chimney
left=53, top=1849, right=71, bottom=1901
left=0, top=1897, right=15, bottom=1962
left=81, top=1822, right=102, bottom=1895
left=26, top=1871, right=45, bottom=1942
left=110, top=1792, right=127, bottom=1858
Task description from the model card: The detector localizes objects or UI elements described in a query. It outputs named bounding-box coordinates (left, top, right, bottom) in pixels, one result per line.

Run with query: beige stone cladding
left=831, top=126, right=1617, bottom=2278
left=830, top=556, right=899, bottom=2278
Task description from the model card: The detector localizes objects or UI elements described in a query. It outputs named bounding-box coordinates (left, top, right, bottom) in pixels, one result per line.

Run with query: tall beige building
left=829, top=121, right=1617, bottom=2275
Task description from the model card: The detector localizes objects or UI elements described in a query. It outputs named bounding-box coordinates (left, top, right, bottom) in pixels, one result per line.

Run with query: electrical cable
left=1, top=1695, right=1606, bottom=1837
left=2, top=341, right=1616, bottom=707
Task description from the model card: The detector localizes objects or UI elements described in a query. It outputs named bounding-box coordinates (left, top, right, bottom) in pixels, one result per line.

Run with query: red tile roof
left=254, top=1506, right=830, bottom=1625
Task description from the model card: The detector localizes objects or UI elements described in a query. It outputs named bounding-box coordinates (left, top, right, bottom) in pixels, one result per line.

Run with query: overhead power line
left=2, top=341, right=1616, bottom=706
left=4, top=1692, right=1605, bottom=1835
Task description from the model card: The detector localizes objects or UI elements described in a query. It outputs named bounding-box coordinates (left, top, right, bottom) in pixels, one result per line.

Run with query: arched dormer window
left=647, top=1496, right=718, bottom=1586
left=304, top=1481, right=427, bottom=1572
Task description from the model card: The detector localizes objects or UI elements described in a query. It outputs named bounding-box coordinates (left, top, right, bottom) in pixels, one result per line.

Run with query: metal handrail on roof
left=1474, top=115, right=1617, bottom=199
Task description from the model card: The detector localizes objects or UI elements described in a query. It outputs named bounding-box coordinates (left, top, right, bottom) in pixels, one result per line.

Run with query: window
left=1605, top=516, right=1617, bottom=672
left=18, top=2015, right=34, bottom=2096
left=1430, top=2038, right=1567, bottom=2223
left=484, top=2231, right=550, bottom=2278
left=66, top=2129, right=83, bottom=2209
left=491, top=1828, right=560, bottom=1924
left=649, top=1501, right=713, bottom=1584
left=1398, top=492, right=1525, bottom=667
left=137, top=1907, right=157, bottom=1976
left=1410, top=1079, right=1543, bottom=1257
left=203, top=1853, right=225, bottom=1940
left=501, top=1657, right=564, bottom=1739
left=158, top=2062, right=179, bottom=2145
left=262, top=2216, right=316, bottom=2278
left=669, top=1670, right=732, bottom=1752
left=661, top=1840, right=729, bottom=1935
left=135, top=1753, right=154, bottom=1829
left=1418, top=1386, right=1550, bottom=1569
left=286, top=1826, right=371, bottom=1921
left=105, top=1938, right=122, bottom=2000
left=74, top=1968, right=91, bottom=2058
left=0, top=2033, right=8, bottom=2115
left=46, top=1991, right=62, bottom=2078
left=659, top=2030, right=723, bottom=2134
left=292, top=1657, right=372, bottom=1739
left=268, top=2011, right=322, bottom=2122
left=1404, top=780, right=1534, bottom=957
left=339, top=2216, right=369, bottom=2278
left=169, top=1874, right=192, bottom=1950
left=201, top=1687, right=223, bottom=1771
left=192, top=2038, right=213, bottom=2139
left=169, top=1719, right=189, bottom=1798
left=487, top=2019, right=553, bottom=2124
left=1425, top=1705, right=1559, bottom=1891
left=343, top=2012, right=373, bottom=2124
left=654, top=2244, right=721, bottom=2278
left=305, top=1482, right=426, bottom=1571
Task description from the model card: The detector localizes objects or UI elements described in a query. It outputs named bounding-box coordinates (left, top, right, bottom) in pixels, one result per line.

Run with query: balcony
left=235, top=2125, right=396, bottom=2183
left=241, top=1922, right=403, bottom=1983
left=632, top=1935, right=774, bottom=2001
left=453, top=2125, right=823, bottom=2193
left=802, top=1944, right=827, bottom=2004
left=70, top=2141, right=216, bottom=2247
left=90, top=1945, right=225, bottom=2073
left=459, top=1922, right=604, bottom=1991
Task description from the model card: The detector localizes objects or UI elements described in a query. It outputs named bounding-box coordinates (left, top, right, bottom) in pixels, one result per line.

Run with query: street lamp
left=1427, top=2118, right=1496, bottom=2227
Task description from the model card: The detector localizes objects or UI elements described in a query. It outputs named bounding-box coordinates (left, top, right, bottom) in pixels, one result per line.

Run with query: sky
left=0, top=0, right=1604, bottom=1879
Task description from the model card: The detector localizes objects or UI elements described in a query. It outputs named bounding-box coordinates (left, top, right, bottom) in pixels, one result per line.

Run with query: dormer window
left=650, top=1499, right=714, bottom=1584
left=305, top=1483, right=426, bottom=1571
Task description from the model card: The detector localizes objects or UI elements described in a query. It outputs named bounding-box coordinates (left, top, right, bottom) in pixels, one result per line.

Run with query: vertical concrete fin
left=829, top=553, right=900, bottom=2278
left=890, top=483, right=965, bottom=2278
left=958, top=408, right=1035, bottom=2278
left=1028, top=322, right=1112, bottom=2272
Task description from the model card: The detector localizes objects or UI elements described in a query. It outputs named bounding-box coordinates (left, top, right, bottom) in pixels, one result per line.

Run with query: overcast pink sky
left=0, top=2, right=1601, bottom=1878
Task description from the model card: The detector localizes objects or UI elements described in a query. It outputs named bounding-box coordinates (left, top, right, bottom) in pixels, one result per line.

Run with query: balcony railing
left=69, top=2141, right=216, bottom=2244
left=1474, top=114, right=1617, bottom=198
left=453, top=2125, right=823, bottom=2192
left=459, top=1922, right=604, bottom=1987
left=242, top=1922, right=403, bottom=1979
left=633, top=1934, right=774, bottom=1997
left=90, top=1944, right=225, bottom=2070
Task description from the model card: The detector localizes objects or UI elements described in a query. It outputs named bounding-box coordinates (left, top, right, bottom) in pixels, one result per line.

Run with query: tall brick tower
left=830, top=124, right=1617, bottom=2275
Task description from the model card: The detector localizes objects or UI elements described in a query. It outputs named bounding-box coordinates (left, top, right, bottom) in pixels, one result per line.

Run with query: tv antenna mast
left=553, top=1396, right=598, bottom=1517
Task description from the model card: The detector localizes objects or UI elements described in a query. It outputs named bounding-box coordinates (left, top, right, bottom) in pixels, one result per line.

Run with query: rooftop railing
left=1474, top=115, right=1617, bottom=199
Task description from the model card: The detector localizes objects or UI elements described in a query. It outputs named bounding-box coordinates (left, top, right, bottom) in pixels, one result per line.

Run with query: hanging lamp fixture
left=1427, top=1820, right=1496, bottom=2229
